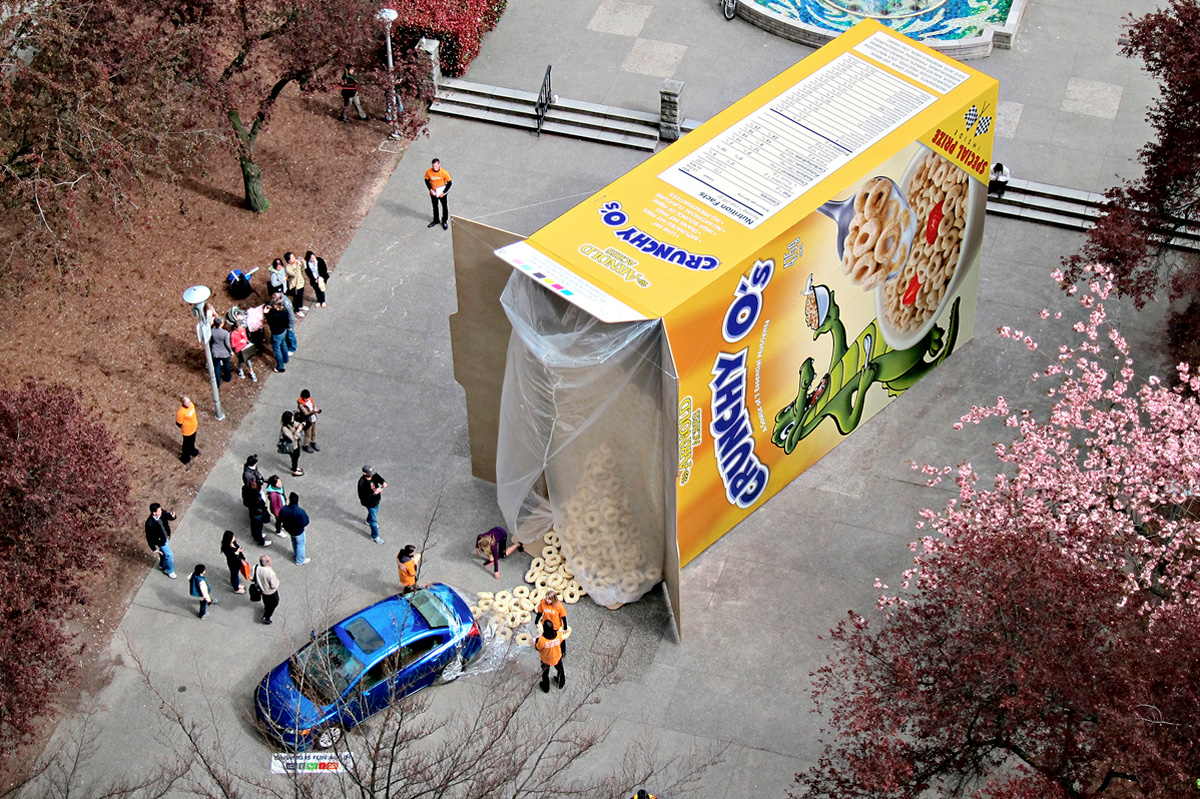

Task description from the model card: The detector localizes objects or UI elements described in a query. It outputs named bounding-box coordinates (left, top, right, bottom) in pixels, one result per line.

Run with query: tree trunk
left=239, top=156, right=269, bottom=213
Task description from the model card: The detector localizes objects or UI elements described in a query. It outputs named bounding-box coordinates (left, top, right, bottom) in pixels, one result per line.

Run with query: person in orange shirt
left=535, top=590, right=567, bottom=632
left=176, top=396, right=200, bottom=464
left=424, top=158, right=452, bottom=230
left=535, top=620, right=565, bottom=693
left=397, top=544, right=422, bottom=594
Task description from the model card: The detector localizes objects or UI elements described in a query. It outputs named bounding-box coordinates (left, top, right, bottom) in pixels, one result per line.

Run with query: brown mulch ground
left=0, top=85, right=407, bottom=783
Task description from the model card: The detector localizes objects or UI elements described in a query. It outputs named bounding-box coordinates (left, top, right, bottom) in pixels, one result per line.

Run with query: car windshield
left=408, top=590, right=454, bottom=629
left=290, top=630, right=365, bottom=705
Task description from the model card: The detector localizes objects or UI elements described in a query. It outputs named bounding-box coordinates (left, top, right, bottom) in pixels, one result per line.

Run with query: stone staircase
left=430, top=77, right=700, bottom=151
left=987, top=178, right=1200, bottom=252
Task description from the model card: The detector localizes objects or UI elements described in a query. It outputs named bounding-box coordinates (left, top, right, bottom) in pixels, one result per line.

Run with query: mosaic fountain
left=737, top=0, right=1029, bottom=58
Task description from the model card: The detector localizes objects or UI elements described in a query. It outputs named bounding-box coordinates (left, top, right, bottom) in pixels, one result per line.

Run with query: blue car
left=255, top=584, right=482, bottom=751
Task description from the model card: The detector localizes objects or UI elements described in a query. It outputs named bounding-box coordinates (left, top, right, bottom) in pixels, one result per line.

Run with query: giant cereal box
left=495, top=20, right=998, bottom=566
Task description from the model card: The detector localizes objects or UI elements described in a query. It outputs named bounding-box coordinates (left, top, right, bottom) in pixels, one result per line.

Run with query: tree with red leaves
left=0, top=381, right=131, bottom=750
left=148, top=0, right=411, bottom=213
left=0, top=1, right=204, bottom=273
left=1062, top=0, right=1200, bottom=309
left=795, top=268, right=1200, bottom=799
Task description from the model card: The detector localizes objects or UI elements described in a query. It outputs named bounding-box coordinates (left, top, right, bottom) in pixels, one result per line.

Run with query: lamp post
left=182, top=285, right=225, bottom=421
left=377, top=7, right=403, bottom=141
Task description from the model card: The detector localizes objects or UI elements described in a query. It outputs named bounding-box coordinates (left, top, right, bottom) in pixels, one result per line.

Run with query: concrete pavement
left=36, top=0, right=1180, bottom=796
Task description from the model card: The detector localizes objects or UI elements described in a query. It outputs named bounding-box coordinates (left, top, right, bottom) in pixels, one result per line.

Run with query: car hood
left=255, top=661, right=325, bottom=733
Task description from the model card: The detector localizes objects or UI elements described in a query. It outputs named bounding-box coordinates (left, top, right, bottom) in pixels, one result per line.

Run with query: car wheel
left=435, top=655, right=465, bottom=685
left=313, top=725, right=344, bottom=750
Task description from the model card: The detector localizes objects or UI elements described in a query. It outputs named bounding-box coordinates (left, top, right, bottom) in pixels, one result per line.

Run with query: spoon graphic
left=817, top=176, right=917, bottom=282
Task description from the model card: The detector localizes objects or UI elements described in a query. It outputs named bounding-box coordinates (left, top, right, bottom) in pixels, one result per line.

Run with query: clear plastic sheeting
left=496, top=272, right=668, bottom=608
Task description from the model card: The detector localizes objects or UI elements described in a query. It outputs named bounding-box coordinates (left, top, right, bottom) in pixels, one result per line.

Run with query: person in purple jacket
left=475, top=526, right=523, bottom=580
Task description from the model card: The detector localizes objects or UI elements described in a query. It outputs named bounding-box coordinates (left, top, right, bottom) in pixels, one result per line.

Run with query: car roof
left=330, top=587, right=463, bottom=662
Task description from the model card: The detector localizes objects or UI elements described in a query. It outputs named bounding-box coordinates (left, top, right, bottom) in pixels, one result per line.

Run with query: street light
left=377, top=7, right=403, bottom=141
left=182, top=284, right=225, bottom=421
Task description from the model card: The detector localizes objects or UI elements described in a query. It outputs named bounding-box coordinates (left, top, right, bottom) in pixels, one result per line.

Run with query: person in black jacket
left=145, top=503, right=177, bottom=579
left=357, top=465, right=387, bottom=544
left=339, top=65, right=368, bottom=122
left=278, top=493, right=311, bottom=565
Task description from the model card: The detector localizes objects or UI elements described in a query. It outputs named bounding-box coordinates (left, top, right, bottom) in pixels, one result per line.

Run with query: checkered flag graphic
left=974, top=115, right=992, bottom=136
left=963, top=105, right=979, bottom=127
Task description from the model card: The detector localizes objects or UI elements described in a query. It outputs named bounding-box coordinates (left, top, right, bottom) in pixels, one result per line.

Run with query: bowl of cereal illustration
left=874, top=147, right=986, bottom=351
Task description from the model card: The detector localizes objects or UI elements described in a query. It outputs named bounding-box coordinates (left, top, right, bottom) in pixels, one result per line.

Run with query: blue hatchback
left=255, top=584, right=482, bottom=751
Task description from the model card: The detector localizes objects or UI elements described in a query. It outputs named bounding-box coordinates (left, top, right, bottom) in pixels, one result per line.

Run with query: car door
left=342, top=650, right=405, bottom=722
left=392, top=633, right=447, bottom=696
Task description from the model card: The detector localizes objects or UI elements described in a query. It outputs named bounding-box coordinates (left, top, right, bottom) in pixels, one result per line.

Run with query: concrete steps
left=432, top=78, right=662, bottom=151
left=986, top=178, right=1200, bottom=252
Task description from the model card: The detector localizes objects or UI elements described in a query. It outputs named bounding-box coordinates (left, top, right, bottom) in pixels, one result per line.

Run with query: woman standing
left=230, top=318, right=257, bottom=381
left=254, top=555, right=281, bottom=624
left=279, top=411, right=305, bottom=477
left=284, top=251, right=307, bottom=316
left=220, top=530, right=248, bottom=593
left=268, top=258, right=288, bottom=296
left=304, top=251, right=328, bottom=308
left=265, top=475, right=287, bottom=537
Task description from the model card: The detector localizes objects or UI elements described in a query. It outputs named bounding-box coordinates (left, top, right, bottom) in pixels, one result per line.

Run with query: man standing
left=176, top=396, right=200, bottom=464
left=425, top=158, right=452, bottom=230
left=339, top=65, right=368, bottom=122
left=278, top=492, right=311, bottom=565
left=144, top=503, right=177, bottom=579
left=265, top=297, right=291, bottom=373
left=358, top=465, right=387, bottom=544
left=254, top=555, right=281, bottom=624
left=397, top=545, right=421, bottom=593
left=297, top=390, right=321, bottom=452
left=535, top=620, right=565, bottom=693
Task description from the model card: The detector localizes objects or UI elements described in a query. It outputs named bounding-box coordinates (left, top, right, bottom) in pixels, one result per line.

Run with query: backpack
left=189, top=574, right=203, bottom=598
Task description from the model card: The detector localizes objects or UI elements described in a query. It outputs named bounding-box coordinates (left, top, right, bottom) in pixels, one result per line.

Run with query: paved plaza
left=40, top=0, right=1180, bottom=795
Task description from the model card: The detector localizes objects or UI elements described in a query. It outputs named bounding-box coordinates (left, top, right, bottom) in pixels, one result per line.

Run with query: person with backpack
left=189, top=564, right=216, bottom=619
left=358, top=465, right=386, bottom=544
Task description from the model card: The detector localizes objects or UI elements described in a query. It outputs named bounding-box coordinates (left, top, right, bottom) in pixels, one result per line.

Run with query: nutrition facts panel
left=658, top=51, right=935, bottom=230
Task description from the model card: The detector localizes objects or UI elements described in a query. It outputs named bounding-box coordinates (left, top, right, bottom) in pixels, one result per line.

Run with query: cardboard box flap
left=494, top=241, right=651, bottom=324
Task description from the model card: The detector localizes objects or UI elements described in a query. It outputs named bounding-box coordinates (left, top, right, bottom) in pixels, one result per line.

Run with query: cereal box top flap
left=506, top=19, right=997, bottom=321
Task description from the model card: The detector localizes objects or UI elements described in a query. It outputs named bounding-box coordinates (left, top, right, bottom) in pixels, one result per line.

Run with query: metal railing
left=535, top=66, right=553, bottom=135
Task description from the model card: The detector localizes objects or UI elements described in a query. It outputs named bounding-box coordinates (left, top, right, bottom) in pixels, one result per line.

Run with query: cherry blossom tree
left=794, top=266, right=1200, bottom=799
left=1061, top=0, right=1200, bottom=309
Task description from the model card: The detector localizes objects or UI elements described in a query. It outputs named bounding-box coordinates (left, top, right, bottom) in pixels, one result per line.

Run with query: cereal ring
left=864, top=178, right=890, bottom=217
left=476, top=592, right=494, bottom=601
left=530, top=586, right=548, bottom=604
left=469, top=605, right=480, bottom=617
left=874, top=220, right=901, bottom=263
left=513, top=585, right=530, bottom=599
left=524, top=569, right=540, bottom=585
left=566, top=579, right=582, bottom=594
left=478, top=598, right=494, bottom=611
left=518, top=597, right=535, bottom=612
left=563, top=586, right=581, bottom=604
left=544, top=532, right=560, bottom=547
left=853, top=187, right=868, bottom=213
left=536, top=574, right=551, bottom=589
left=487, top=614, right=504, bottom=630
left=544, top=554, right=564, bottom=570
left=492, top=598, right=511, bottom=613
left=619, top=574, right=641, bottom=593
left=542, top=546, right=558, bottom=559
left=495, top=625, right=512, bottom=641
left=548, top=574, right=568, bottom=591
left=602, top=503, right=620, bottom=523
left=851, top=218, right=880, bottom=259
left=495, top=591, right=512, bottom=604
left=517, top=610, right=532, bottom=625
left=850, top=252, right=878, bottom=285
left=644, top=567, right=662, bottom=583
left=560, top=625, right=572, bottom=640
left=583, top=510, right=602, bottom=528
left=565, top=500, right=584, bottom=519
left=506, top=611, right=521, bottom=628
left=530, top=557, right=545, bottom=571
left=515, top=633, right=533, bottom=647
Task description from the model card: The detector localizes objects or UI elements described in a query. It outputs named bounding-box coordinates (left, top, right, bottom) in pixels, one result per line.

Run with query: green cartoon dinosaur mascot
left=771, top=275, right=960, bottom=455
